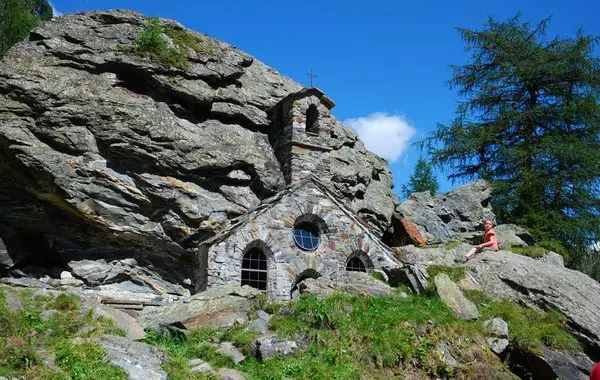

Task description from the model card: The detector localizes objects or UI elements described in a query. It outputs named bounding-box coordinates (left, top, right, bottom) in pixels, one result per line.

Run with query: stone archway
left=290, top=268, right=321, bottom=298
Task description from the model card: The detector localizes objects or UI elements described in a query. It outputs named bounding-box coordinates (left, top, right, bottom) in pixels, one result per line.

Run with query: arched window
left=306, top=104, right=319, bottom=133
left=241, top=248, right=267, bottom=290
left=346, top=257, right=367, bottom=272
left=293, top=222, right=320, bottom=251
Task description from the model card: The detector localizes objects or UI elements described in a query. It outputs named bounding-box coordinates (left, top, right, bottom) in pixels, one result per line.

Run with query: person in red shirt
left=590, top=362, right=600, bottom=380
left=465, top=220, right=498, bottom=260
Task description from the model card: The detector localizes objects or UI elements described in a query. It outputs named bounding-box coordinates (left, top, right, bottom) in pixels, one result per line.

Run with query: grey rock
left=0, top=277, right=52, bottom=289
left=434, top=273, right=480, bottom=320
left=295, top=271, right=394, bottom=299
left=397, top=180, right=494, bottom=244
left=60, top=277, right=84, bottom=287
left=217, top=368, right=246, bottom=380
left=0, top=10, right=399, bottom=279
left=96, top=335, right=167, bottom=380
left=189, top=359, right=215, bottom=374
left=250, top=318, right=269, bottom=334
left=467, top=250, right=600, bottom=350
left=68, top=260, right=116, bottom=286
left=68, top=259, right=188, bottom=296
left=402, top=245, right=600, bottom=352
left=486, top=337, right=509, bottom=355
left=435, top=342, right=458, bottom=368
left=538, top=251, right=564, bottom=267
left=77, top=325, right=97, bottom=335
left=216, top=342, right=245, bottom=364
left=4, top=291, right=22, bottom=313
left=139, top=285, right=261, bottom=331
left=494, top=224, right=535, bottom=248
left=60, top=271, right=72, bottom=279
left=89, top=301, right=146, bottom=340
left=540, top=345, right=595, bottom=380
left=256, top=310, right=271, bottom=321
left=511, top=345, right=594, bottom=380
left=484, top=318, right=509, bottom=338
left=255, top=334, right=303, bottom=360
left=188, top=358, right=207, bottom=366
left=41, top=309, right=58, bottom=321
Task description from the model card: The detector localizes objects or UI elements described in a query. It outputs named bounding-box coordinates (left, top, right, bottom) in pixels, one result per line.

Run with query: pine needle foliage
left=421, top=15, right=600, bottom=271
left=402, top=157, right=440, bottom=198
left=0, top=0, right=53, bottom=56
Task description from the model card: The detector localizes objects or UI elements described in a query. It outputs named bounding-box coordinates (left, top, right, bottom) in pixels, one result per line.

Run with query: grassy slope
left=146, top=290, right=581, bottom=380
left=0, top=285, right=127, bottom=379
left=0, top=283, right=582, bottom=380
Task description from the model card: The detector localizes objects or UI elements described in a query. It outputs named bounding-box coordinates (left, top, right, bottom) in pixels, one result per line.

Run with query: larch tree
left=422, top=15, right=600, bottom=271
left=402, top=157, right=440, bottom=198
left=0, top=0, right=53, bottom=57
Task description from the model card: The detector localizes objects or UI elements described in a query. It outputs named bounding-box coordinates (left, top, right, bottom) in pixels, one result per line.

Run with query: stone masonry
left=196, top=178, right=400, bottom=300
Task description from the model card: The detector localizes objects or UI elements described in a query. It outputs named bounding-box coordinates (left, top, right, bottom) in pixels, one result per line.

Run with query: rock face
left=0, top=10, right=398, bottom=281
left=395, top=180, right=494, bottom=244
left=493, top=224, right=535, bottom=248
left=403, top=244, right=600, bottom=353
left=468, top=251, right=600, bottom=351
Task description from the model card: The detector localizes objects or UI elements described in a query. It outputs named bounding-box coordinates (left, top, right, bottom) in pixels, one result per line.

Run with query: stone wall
left=200, top=181, right=399, bottom=300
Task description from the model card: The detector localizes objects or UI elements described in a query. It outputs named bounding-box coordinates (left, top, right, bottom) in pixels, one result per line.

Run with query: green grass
left=0, top=285, right=126, bottom=379
left=131, top=17, right=213, bottom=69
left=508, top=245, right=548, bottom=258
left=463, top=290, right=581, bottom=354
left=142, top=292, right=548, bottom=378
left=143, top=293, right=473, bottom=379
left=143, top=328, right=232, bottom=379
left=444, top=240, right=463, bottom=249
left=370, top=271, right=387, bottom=283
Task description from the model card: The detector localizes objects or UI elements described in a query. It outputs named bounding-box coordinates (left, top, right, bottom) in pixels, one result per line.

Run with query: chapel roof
left=199, top=176, right=393, bottom=257
left=268, top=88, right=335, bottom=111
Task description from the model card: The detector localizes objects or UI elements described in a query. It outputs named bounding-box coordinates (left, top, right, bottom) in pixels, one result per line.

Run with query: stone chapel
left=195, top=89, right=400, bottom=300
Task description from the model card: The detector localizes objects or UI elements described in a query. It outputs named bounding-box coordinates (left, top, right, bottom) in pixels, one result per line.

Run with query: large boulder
left=96, top=335, right=167, bottom=380
left=434, top=273, right=480, bottom=320
left=509, top=345, right=595, bottom=380
left=493, top=224, right=535, bottom=248
left=0, top=10, right=398, bottom=278
left=394, top=180, right=494, bottom=244
left=291, top=271, right=395, bottom=299
left=139, top=285, right=261, bottom=331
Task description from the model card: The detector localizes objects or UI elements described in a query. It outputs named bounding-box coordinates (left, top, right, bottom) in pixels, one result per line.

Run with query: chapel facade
left=195, top=89, right=400, bottom=300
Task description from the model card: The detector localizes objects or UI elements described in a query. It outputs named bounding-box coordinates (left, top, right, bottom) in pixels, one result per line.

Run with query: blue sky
left=51, top=0, right=599, bottom=196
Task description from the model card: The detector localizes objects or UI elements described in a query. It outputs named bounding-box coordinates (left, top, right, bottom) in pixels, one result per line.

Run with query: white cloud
left=344, top=112, right=416, bottom=162
left=50, top=2, right=63, bottom=16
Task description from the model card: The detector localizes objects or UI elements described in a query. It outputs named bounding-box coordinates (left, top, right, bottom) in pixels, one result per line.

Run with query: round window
left=293, top=222, right=320, bottom=251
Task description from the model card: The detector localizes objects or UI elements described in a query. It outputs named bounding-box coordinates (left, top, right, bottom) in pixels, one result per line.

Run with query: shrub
left=131, top=17, right=212, bottom=69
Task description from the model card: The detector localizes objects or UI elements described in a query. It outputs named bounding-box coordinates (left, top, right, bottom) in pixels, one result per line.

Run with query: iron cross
left=307, top=70, right=317, bottom=88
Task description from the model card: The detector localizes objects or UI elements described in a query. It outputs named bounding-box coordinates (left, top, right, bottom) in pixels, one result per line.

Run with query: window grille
left=241, top=248, right=267, bottom=290
left=346, top=257, right=367, bottom=272
left=293, top=222, right=320, bottom=251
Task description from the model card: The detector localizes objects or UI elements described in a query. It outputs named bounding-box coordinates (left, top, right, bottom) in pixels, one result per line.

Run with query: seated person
left=465, top=220, right=498, bottom=260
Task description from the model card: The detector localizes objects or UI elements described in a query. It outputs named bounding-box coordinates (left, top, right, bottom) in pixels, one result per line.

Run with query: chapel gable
left=195, top=178, right=399, bottom=300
